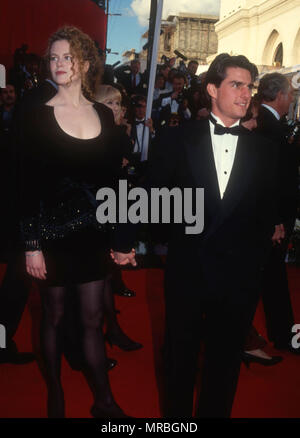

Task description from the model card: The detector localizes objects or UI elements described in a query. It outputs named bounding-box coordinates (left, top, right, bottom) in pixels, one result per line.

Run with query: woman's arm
left=19, top=106, right=47, bottom=279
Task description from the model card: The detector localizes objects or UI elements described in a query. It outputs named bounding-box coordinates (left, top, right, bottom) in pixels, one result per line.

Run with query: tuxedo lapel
left=185, top=120, right=221, bottom=218
left=185, top=122, right=256, bottom=238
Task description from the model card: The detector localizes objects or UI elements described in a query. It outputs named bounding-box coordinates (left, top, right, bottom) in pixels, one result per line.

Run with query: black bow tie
left=209, top=115, right=244, bottom=136
left=135, top=120, right=145, bottom=126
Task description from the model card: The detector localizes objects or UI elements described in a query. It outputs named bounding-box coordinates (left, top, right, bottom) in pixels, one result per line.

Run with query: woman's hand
left=272, top=224, right=285, bottom=245
left=25, top=251, right=47, bottom=280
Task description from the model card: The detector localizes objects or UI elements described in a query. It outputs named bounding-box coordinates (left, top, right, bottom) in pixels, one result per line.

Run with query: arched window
left=262, top=30, right=280, bottom=65
left=292, top=28, right=300, bottom=65
left=273, top=43, right=283, bottom=66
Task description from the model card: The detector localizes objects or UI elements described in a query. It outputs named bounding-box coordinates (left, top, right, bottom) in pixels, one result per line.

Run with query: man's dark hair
left=172, top=72, right=186, bottom=82
left=188, top=60, right=199, bottom=67
left=205, top=53, right=258, bottom=87
left=131, top=94, right=146, bottom=106
left=257, top=72, right=290, bottom=102
left=204, top=53, right=258, bottom=106
left=131, top=59, right=140, bottom=65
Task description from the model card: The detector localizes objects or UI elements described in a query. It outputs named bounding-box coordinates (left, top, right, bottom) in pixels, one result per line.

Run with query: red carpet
left=0, top=265, right=299, bottom=418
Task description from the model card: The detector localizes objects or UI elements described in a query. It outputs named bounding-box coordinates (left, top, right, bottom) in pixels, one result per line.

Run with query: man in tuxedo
left=256, top=73, right=299, bottom=353
left=115, top=59, right=147, bottom=97
left=129, top=95, right=155, bottom=182
left=145, top=53, right=279, bottom=417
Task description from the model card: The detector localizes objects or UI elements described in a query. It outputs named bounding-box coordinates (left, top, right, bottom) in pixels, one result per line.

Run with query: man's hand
left=272, top=224, right=285, bottom=245
left=110, top=249, right=137, bottom=266
left=145, top=118, right=154, bottom=134
left=182, top=98, right=189, bottom=110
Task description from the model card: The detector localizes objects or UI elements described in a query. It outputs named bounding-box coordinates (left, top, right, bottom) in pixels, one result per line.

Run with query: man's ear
left=207, top=83, right=217, bottom=100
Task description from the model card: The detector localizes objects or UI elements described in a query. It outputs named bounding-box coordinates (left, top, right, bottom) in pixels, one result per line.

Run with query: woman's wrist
left=25, top=250, right=42, bottom=257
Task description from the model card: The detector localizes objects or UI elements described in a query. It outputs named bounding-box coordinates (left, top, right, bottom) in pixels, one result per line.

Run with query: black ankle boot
left=105, top=330, right=143, bottom=351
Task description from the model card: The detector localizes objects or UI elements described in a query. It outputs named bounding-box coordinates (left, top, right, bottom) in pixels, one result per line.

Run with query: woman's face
left=242, top=107, right=258, bottom=131
left=49, top=39, right=81, bottom=85
left=104, top=98, right=121, bottom=122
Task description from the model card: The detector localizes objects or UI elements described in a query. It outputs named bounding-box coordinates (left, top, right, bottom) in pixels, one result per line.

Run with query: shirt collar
left=261, top=104, right=280, bottom=121
left=210, top=112, right=240, bottom=128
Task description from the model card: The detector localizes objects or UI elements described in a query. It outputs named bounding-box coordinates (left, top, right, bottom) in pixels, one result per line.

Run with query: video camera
left=285, top=118, right=300, bottom=144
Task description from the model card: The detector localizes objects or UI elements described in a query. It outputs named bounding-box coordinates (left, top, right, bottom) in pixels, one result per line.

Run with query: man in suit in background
left=0, top=84, right=35, bottom=364
left=115, top=59, right=147, bottom=97
left=144, top=54, right=280, bottom=417
left=256, top=73, right=299, bottom=353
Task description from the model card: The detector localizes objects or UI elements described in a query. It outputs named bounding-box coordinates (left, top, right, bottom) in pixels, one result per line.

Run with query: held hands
left=25, top=251, right=47, bottom=280
left=110, top=248, right=137, bottom=267
left=272, top=224, right=285, bottom=245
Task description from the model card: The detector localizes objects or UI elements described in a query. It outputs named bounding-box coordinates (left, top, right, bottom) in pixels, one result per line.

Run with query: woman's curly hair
left=45, top=26, right=102, bottom=99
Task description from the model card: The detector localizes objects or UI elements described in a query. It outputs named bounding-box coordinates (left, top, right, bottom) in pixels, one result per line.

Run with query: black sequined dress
left=20, top=102, right=124, bottom=286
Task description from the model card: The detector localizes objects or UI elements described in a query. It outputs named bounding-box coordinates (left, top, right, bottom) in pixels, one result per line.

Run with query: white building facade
left=214, top=0, right=300, bottom=68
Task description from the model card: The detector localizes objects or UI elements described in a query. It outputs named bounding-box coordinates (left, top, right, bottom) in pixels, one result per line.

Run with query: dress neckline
left=45, top=103, right=103, bottom=141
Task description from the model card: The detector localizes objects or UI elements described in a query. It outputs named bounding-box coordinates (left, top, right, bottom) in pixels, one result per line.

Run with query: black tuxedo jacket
left=147, top=119, right=279, bottom=301
left=115, top=70, right=147, bottom=96
left=256, top=105, right=298, bottom=222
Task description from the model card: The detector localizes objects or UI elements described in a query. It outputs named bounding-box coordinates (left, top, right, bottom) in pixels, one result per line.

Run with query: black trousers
left=162, top=273, right=261, bottom=418
left=0, top=251, right=31, bottom=344
left=261, top=218, right=295, bottom=347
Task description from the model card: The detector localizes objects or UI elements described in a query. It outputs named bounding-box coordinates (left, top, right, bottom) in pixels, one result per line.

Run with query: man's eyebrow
left=229, top=80, right=254, bottom=88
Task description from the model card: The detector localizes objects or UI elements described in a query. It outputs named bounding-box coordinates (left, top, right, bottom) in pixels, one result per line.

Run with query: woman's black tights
left=41, top=280, right=113, bottom=418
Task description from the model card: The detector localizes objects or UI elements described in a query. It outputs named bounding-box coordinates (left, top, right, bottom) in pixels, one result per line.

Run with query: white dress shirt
left=209, top=113, right=240, bottom=199
left=261, top=104, right=280, bottom=120
left=133, top=119, right=145, bottom=153
left=161, top=96, right=191, bottom=120
left=131, top=72, right=141, bottom=87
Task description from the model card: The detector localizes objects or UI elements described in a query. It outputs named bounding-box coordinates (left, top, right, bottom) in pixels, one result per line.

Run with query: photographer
left=156, top=72, right=191, bottom=129
left=187, top=60, right=200, bottom=89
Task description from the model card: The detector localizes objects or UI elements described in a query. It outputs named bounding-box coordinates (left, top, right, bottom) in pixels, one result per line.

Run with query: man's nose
left=242, top=86, right=251, bottom=99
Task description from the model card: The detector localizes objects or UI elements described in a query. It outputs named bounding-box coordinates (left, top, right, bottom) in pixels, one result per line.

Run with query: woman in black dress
left=20, top=26, right=135, bottom=418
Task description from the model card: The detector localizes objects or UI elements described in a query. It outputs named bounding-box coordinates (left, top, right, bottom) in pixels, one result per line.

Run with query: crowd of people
left=0, top=24, right=299, bottom=418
